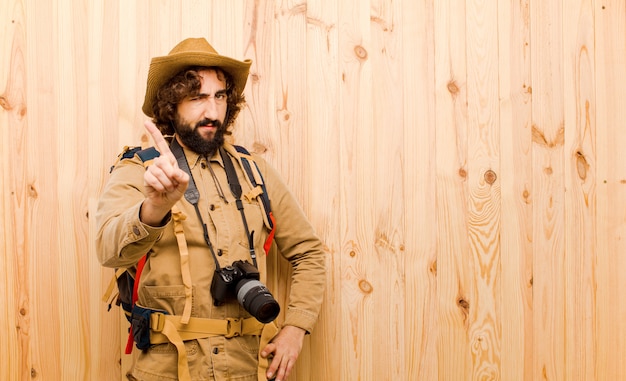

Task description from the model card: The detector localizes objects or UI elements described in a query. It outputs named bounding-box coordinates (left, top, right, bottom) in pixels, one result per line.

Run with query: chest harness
left=102, top=140, right=278, bottom=381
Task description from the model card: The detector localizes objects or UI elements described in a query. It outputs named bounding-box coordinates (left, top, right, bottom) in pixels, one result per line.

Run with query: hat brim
left=142, top=51, right=251, bottom=117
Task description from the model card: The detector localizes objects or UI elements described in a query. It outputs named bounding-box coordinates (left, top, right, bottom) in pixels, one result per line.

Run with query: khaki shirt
left=96, top=142, right=326, bottom=381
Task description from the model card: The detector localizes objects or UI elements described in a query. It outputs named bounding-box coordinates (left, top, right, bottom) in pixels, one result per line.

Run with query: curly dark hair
left=151, top=66, right=245, bottom=136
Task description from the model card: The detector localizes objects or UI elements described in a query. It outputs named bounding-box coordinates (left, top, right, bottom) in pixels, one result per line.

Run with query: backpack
left=101, top=143, right=276, bottom=352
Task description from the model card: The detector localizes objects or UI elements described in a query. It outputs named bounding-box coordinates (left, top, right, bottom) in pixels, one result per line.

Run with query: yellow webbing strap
left=101, top=268, right=126, bottom=304
left=171, top=205, right=193, bottom=325
left=257, top=322, right=280, bottom=381
left=152, top=314, right=192, bottom=381
left=149, top=314, right=264, bottom=343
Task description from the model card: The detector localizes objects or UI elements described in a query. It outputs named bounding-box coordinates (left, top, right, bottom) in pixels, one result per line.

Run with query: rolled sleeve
left=96, top=157, right=168, bottom=268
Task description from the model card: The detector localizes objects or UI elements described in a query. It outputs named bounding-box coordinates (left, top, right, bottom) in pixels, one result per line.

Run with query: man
left=96, top=37, right=326, bottom=381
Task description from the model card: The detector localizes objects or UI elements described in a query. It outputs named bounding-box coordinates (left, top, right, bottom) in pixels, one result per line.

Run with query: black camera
left=211, top=260, right=280, bottom=323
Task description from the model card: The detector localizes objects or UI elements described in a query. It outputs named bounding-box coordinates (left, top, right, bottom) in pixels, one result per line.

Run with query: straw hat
left=142, top=37, right=252, bottom=117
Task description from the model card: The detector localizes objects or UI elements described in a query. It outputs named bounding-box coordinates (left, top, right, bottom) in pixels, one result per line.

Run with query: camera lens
left=236, top=279, right=280, bottom=323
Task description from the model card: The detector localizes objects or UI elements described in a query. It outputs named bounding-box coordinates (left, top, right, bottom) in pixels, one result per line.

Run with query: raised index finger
left=144, top=120, right=173, bottom=157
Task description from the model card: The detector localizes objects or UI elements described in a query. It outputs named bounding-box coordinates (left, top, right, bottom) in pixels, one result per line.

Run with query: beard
left=173, top=116, right=225, bottom=156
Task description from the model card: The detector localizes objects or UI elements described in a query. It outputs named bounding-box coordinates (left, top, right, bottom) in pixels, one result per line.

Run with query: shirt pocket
left=208, top=199, right=267, bottom=255
left=140, top=285, right=194, bottom=316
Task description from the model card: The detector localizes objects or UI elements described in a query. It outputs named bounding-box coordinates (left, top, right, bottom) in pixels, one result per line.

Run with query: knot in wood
left=28, top=184, right=38, bottom=198
left=484, top=170, right=497, bottom=185
left=457, top=298, right=469, bottom=311
left=576, top=151, right=588, bottom=180
left=358, top=279, right=373, bottom=294
left=0, top=95, right=11, bottom=110
left=252, top=142, right=268, bottom=154
left=430, top=260, right=437, bottom=276
left=447, top=80, right=459, bottom=95
left=354, top=45, right=368, bottom=60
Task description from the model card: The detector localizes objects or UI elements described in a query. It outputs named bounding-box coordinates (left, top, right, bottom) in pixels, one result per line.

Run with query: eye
left=215, top=92, right=227, bottom=100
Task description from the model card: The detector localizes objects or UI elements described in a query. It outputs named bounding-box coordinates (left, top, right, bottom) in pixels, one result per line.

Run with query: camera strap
left=170, top=138, right=223, bottom=272
left=220, top=147, right=258, bottom=268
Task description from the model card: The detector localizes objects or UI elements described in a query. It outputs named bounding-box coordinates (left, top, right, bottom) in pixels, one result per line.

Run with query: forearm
left=96, top=201, right=167, bottom=268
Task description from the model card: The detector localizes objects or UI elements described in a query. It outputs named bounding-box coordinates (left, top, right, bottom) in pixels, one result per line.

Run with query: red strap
left=125, top=255, right=147, bottom=354
left=263, top=212, right=276, bottom=255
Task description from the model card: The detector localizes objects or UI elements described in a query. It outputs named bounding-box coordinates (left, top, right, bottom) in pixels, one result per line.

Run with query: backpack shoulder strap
left=110, top=146, right=161, bottom=172
left=136, top=146, right=160, bottom=167
left=227, top=145, right=276, bottom=254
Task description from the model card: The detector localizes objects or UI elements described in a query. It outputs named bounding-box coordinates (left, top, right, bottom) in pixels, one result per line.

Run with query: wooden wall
left=2, top=0, right=625, bottom=380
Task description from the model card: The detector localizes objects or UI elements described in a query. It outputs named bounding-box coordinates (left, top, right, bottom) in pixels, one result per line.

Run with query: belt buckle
left=225, top=317, right=242, bottom=338
left=150, top=312, right=166, bottom=333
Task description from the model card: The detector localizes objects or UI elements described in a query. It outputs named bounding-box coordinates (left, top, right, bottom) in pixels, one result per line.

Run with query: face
left=174, top=69, right=229, bottom=155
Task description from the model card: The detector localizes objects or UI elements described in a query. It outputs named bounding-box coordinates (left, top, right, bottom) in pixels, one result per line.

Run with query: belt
left=149, top=313, right=265, bottom=342
left=147, top=312, right=279, bottom=381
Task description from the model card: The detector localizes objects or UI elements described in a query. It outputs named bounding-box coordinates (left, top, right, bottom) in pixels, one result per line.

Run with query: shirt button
left=209, top=204, right=215, bottom=211
left=201, top=163, right=207, bottom=169
left=213, top=348, right=219, bottom=354
left=132, top=226, right=141, bottom=235
left=217, top=249, right=223, bottom=256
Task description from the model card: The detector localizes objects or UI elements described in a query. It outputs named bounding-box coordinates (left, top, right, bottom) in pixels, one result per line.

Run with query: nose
left=203, top=97, right=220, bottom=120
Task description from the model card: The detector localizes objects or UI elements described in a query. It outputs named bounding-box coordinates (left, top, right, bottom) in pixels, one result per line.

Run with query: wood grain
left=531, top=1, right=567, bottom=380
left=434, top=1, right=472, bottom=380
left=2, top=0, right=626, bottom=380
left=563, top=1, right=597, bottom=380
left=498, top=0, right=533, bottom=380
left=594, top=1, right=626, bottom=380
left=401, top=0, right=438, bottom=379
left=466, top=0, right=502, bottom=378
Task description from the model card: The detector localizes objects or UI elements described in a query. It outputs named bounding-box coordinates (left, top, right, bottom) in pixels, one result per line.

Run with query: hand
left=261, top=325, right=306, bottom=381
left=140, top=120, right=189, bottom=226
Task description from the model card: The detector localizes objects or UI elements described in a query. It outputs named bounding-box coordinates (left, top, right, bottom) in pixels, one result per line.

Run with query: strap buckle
left=150, top=312, right=167, bottom=333
left=225, top=317, right=242, bottom=338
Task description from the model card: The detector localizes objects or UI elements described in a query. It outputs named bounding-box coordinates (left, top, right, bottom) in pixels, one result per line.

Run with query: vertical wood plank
left=594, top=0, right=626, bottom=379
left=301, top=0, right=342, bottom=379
left=55, top=0, right=91, bottom=378
left=562, top=1, right=597, bottom=380
left=497, top=0, right=533, bottom=380
left=466, top=0, right=502, bottom=379
left=24, top=0, right=63, bottom=379
left=433, top=1, right=471, bottom=380
left=530, top=0, right=566, bottom=379
left=401, top=0, right=438, bottom=380
left=1, top=0, right=28, bottom=380
left=368, top=0, right=407, bottom=379
left=87, top=0, right=123, bottom=379
left=337, top=0, right=376, bottom=379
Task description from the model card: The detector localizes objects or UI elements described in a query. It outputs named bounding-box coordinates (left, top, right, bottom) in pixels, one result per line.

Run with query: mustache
left=195, top=118, right=222, bottom=129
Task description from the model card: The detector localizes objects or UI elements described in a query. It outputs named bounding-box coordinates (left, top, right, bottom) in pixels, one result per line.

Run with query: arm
left=95, top=121, right=189, bottom=267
